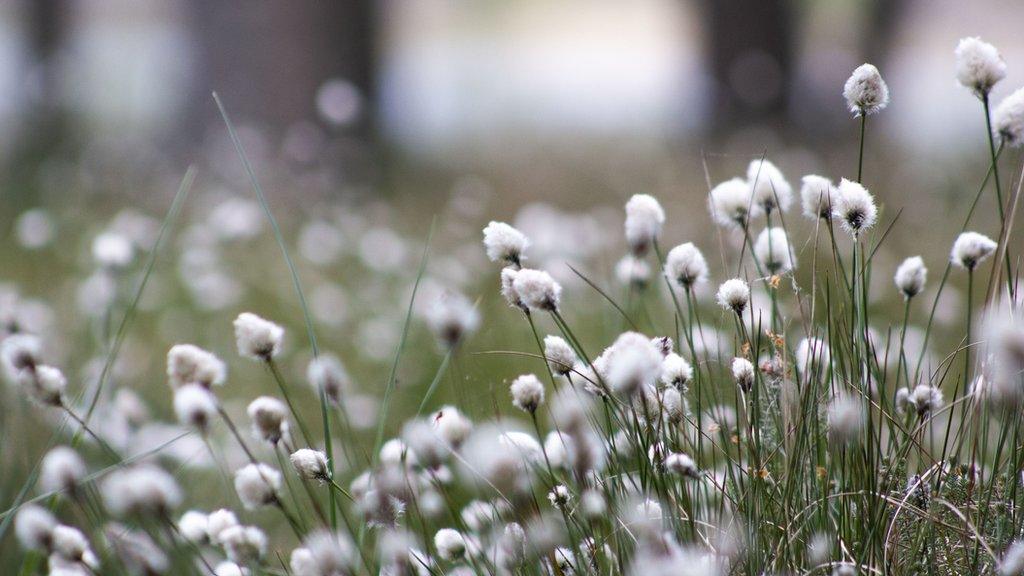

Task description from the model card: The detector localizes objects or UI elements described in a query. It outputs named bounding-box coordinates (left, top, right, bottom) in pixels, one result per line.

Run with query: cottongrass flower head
left=665, top=452, right=699, bottom=478
left=547, top=484, right=571, bottom=509
left=247, top=396, right=289, bottom=444
left=732, top=357, right=755, bottom=392
left=843, top=63, right=889, bottom=115
left=709, top=177, right=754, bottom=228
left=512, top=268, right=562, bottom=312
left=827, top=393, right=865, bottom=444
left=899, top=384, right=944, bottom=418
left=482, top=221, right=529, bottom=265
left=300, top=529, right=356, bottom=575
left=91, top=230, right=134, bottom=269
left=434, top=528, right=467, bottom=561
left=178, top=510, right=209, bottom=544
left=624, top=194, right=665, bottom=256
left=19, top=363, right=66, bottom=406
left=951, top=231, right=998, bottom=270
left=660, top=353, right=693, bottom=391
left=800, top=174, right=837, bottom=220
left=50, top=524, right=93, bottom=565
left=747, top=159, right=793, bottom=215
left=955, top=37, right=1006, bottom=97
left=716, top=279, right=750, bottom=315
left=306, top=353, right=349, bottom=405
left=105, top=524, right=168, bottom=574
left=796, top=337, right=831, bottom=374
left=431, top=405, right=473, bottom=448
left=15, top=504, right=57, bottom=551
left=101, top=465, right=183, bottom=517
left=510, top=373, right=545, bottom=413
left=994, top=87, right=1024, bottom=147
left=605, top=332, right=663, bottom=396
left=894, top=256, right=927, bottom=299
left=999, top=540, right=1024, bottom=576
left=173, top=384, right=218, bottom=432
left=214, top=562, right=244, bottom=576
left=290, top=448, right=329, bottom=482
left=500, top=267, right=527, bottom=311
left=754, top=227, right=795, bottom=273
left=426, top=290, right=480, bottom=348
left=833, top=179, right=877, bottom=236
left=234, top=463, right=282, bottom=509
left=0, top=332, right=42, bottom=381
left=40, top=446, right=87, bottom=496
left=543, top=335, right=576, bottom=376
left=166, top=344, right=226, bottom=388
left=615, top=255, right=652, bottom=288
left=220, top=525, right=267, bottom=564
left=233, top=312, right=284, bottom=360
left=664, top=243, right=708, bottom=289
left=207, top=509, right=240, bottom=545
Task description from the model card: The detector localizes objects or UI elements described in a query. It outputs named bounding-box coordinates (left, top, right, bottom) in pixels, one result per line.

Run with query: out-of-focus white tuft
left=432, top=405, right=473, bottom=447
left=615, top=255, right=652, bottom=288
left=951, top=231, right=998, bottom=270
left=999, top=540, right=1024, bottom=576
left=511, top=268, right=562, bottom=312
left=624, top=194, right=665, bottom=256
left=843, top=63, right=889, bottom=115
left=234, top=463, right=282, bottom=509
left=955, top=37, right=1006, bottom=96
left=994, top=87, right=1024, bottom=147
left=220, top=525, right=267, bottom=564
left=40, top=446, right=87, bottom=496
left=101, top=466, right=182, bottom=517
left=800, top=175, right=836, bottom=220
left=827, top=393, right=865, bottom=444
left=14, top=504, right=56, bottom=551
left=664, top=243, right=709, bottom=288
left=425, top=290, right=480, bottom=348
left=796, top=337, right=831, bottom=374
left=894, top=256, right=928, bottom=299
left=665, top=453, right=698, bottom=477
left=483, top=221, right=529, bottom=265
left=206, top=509, right=240, bottom=545
left=233, top=312, right=284, bottom=360
left=708, top=177, right=754, bottom=228
left=604, top=332, right=663, bottom=397
left=754, top=227, right=795, bottom=273
left=91, top=231, right=135, bottom=269
left=178, top=510, right=209, bottom=544
left=307, top=353, right=350, bottom=405
left=301, top=530, right=356, bottom=575
left=434, top=528, right=467, bottom=561
left=247, top=396, right=289, bottom=444
left=547, top=484, right=571, bottom=509
left=660, top=353, right=693, bottom=391
left=747, top=159, right=792, bottom=214
left=173, top=384, right=218, bottom=432
left=510, top=374, right=545, bottom=413
left=167, top=344, right=226, bottom=388
left=833, top=179, right=877, bottom=236
left=716, top=279, right=750, bottom=315
left=290, top=449, right=329, bottom=482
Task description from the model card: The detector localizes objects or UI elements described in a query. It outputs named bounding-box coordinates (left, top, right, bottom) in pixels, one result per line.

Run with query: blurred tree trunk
left=184, top=1, right=376, bottom=141
left=701, top=0, right=795, bottom=133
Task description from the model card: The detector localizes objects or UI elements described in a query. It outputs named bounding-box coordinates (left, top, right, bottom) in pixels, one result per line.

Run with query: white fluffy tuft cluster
left=614, top=255, right=651, bottom=287
left=833, top=178, right=877, bottom=236
left=754, top=227, right=795, bottom=274
left=708, top=177, right=753, bottom=228
left=247, top=396, right=289, bottom=444
left=167, top=344, right=226, bottom=388
left=434, top=528, right=467, bottom=561
left=951, top=231, right=998, bottom=270
left=482, top=221, right=529, bottom=265
left=894, top=256, right=927, bottom=299
left=732, top=357, right=755, bottom=392
left=955, top=37, right=1006, bottom=96
left=624, top=194, right=665, bottom=256
left=827, top=393, right=865, bottom=444
left=994, top=87, right=1024, bottom=147
left=544, top=335, right=577, bottom=376
left=800, top=175, right=836, bottom=220
left=716, top=279, right=750, bottom=315
left=234, top=463, right=282, bottom=509
left=602, top=332, right=664, bottom=397
left=173, top=384, right=218, bottom=432
left=510, top=374, right=545, bottom=413
left=843, top=63, right=889, bottom=115
left=425, top=290, right=480, bottom=348
left=664, top=243, right=708, bottom=288
left=40, top=446, right=87, bottom=495
left=660, top=353, right=693, bottom=391
left=101, top=466, right=183, bottom=517
left=511, top=268, right=562, bottom=312
left=290, top=449, right=330, bottom=482
left=747, top=159, right=792, bottom=214
left=233, top=312, right=284, bottom=360
left=306, top=353, right=350, bottom=405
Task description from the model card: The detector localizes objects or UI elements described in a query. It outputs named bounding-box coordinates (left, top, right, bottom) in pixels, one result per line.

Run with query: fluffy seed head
left=664, top=243, right=708, bottom=288
left=907, top=384, right=944, bottom=417
left=732, top=357, right=755, bottom=392
left=40, top=446, right=87, bottom=495
left=547, top=485, right=571, bottom=509
left=433, top=405, right=473, bottom=447
left=624, top=194, right=665, bottom=256
left=50, top=524, right=91, bottom=562
left=92, top=231, right=134, bottom=269
left=21, top=364, right=66, bottom=406
left=615, top=255, right=651, bottom=288
left=167, top=344, right=226, bottom=388
left=511, top=268, right=562, bottom=312
left=796, top=337, right=831, bottom=373
left=843, top=63, right=889, bottom=115
left=708, top=177, right=754, bottom=228
left=247, top=396, right=289, bottom=444
left=999, top=540, right=1024, bottom=576
left=307, top=353, right=349, bottom=405
left=234, top=463, right=282, bottom=509
left=101, top=466, right=183, bottom=517
left=510, top=374, right=545, bottom=413
left=301, top=529, right=356, bottom=575
left=233, top=312, right=284, bottom=360
left=0, top=333, right=42, bottom=382
left=716, top=279, right=750, bottom=315
left=482, top=221, right=529, bottom=265
left=178, top=510, right=209, bottom=544
left=828, top=393, right=865, bottom=444
left=951, top=231, right=998, bottom=270
left=15, top=504, right=56, bottom=551
left=747, top=159, right=792, bottom=214
left=425, top=290, right=480, bottom=348
left=220, top=525, right=267, bottom=564
left=800, top=175, right=836, bottom=219
left=434, top=528, right=467, bottom=561
left=500, top=267, right=527, bottom=311
left=833, top=178, right=877, bottom=236
left=665, top=453, right=698, bottom=478
left=214, top=562, right=244, bottom=576
left=994, top=87, right=1024, bottom=147
left=955, top=37, right=1006, bottom=96
left=894, top=256, right=927, bottom=299
left=605, top=333, right=663, bottom=396
left=206, top=509, right=239, bottom=544
left=290, top=449, right=329, bottom=482
left=660, top=353, right=693, bottom=390
left=173, top=384, right=218, bottom=432
left=543, top=335, right=577, bottom=376
left=754, top=227, right=795, bottom=273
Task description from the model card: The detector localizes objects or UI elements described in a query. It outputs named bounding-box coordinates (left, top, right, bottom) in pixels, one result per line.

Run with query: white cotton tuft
left=167, top=344, right=226, bottom=389
left=624, top=194, right=665, bottom=256
left=92, top=231, right=134, bottom=269
left=843, top=63, right=889, bottom=115
left=708, top=177, right=754, bottom=228
left=732, top=357, right=755, bottom=392
left=994, top=87, right=1024, bottom=148
left=894, top=256, right=927, bottom=299
left=543, top=335, right=577, bottom=376
left=510, top=374, right=545, bottom=413
left=206, top=509, right=240, bottom=545
left=20, top=363, right=66, bottom=406
left=178, top=510, right=210, bottom=544
left=999, top=540, right=1024, bottom=576
left=173, top=384, right=219, bottom=432
left=307, top=353, right=350, bottom=405
left=500, top=267, right=526, bottom=311
left=14, top=504, right=56, bottom=551
left=747, top=159, right=792, bottom=214
left=833, top=178, right=877, bottom=236
left=50, top=524, right=91, bottom=562
left=220, top=525, right=267, bottom=564
left=716, top=279, right=750, bottom=315
left=302, top=530, right=356, bottom=575
left=432, top=405, right=473, bottom=447
left=800, top=175, right=836, bottom=220
left=605, top=333, right=663, bottom=396
left=796, top=338, right=831, bottom=373
left=901, top=384, right=944, bottom=417
left=0, top=333, right=42, bottom=382
left=827, top=393, right=865, bottom=444
left=665, top=453, right=698, bottom=478
left=434, top=528, right=467, bottom=561
left=290, top=548, right=317, bottom=576
left=40, top=446, right=87, bottom=495
left=955, top=37, right=1006, bottom=96
left=101, top=466, right=182, bottom=517
left=290, top=449, right=330, bottom=482
left=234, top=463, right=282, bottom=509
left=664, top=243, right=708, bottom=288
left=511, top=268, right=562, bottom=312
left=247, top=396, right=289, bottom=444
left=951, top=231, right=998, bottom=270
left=482, top=221, right=529, bottom=265
left=547, top=485, right=571, bottom=509
left=614, top=255, right=652, bottom=287
left=233, top=312, right=284, bottom=360
left=754, top=227, right=795, bottom=273
left=425, top=290, right=480, bottom=348
left=660, top=353, right=693, bottom=390
left=214, top=562, right=244, bottom=576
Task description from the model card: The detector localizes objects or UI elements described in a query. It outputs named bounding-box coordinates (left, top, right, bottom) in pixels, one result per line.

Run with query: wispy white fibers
left=247, top=396, right=289, bottom=444
left=753, top=227, right=795, bottom=273
left=178, top=510, right=209, bottom=544
left=955, top=37, right=1006, bottom=97
left=833, top=179, right=877, bottom=236
left=660, top=353, right=693, bottom=391
left=716, top=279, right=750, bottom=315
left=101, top=466, right=183, bottom=517
left=425, top=290, right=479, bottom=348
left=615, top=255, right=652, bottom=288
left=896, top=384, right=944, bottom=418
left=708, top=177, right=754, bottom=228
left=543, top=335, right=577, bottom=376
left=894, top=256, right=927, bottom=299
left=603, top=332, right=663, bottom=397
left=664, top=243, right=709, bottom=289
left=732, top=357, right=755, bottom=392
left=40, top=446, right=87, bottom=496
left=843, top=63, right=889, bottom=115
left=994, top=87, right=1024, bottom=147
left=510, top=374, right=545, bottom=413
left=951, top=231, right=998, bottom=270
left=511, top=268, right=562, bottom=312
left=434, top=528, right=467, bottom=561
left=234, top=463, right=282, bottom=509
left=167, top=344, right=226, bottom=388
left=482, top=221, right=529, bottom=265
left=174, top=384, right=218, bottom=432
left=747, top=159, right=792, bottom=215
left=91, top=230, right=135, bottom=269
left=827, top=393, right=864, bottom=444
left=800, top=175, right=836, bottom=220
left=14, top=504, right=56, bottom=551
left=624, top=194, right=665, bottom=256
left=306, top=353, right=350, bottom=406
left=233, top=312, right=284, bottom=360
left=999, top=540, right=1024, bottom=576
